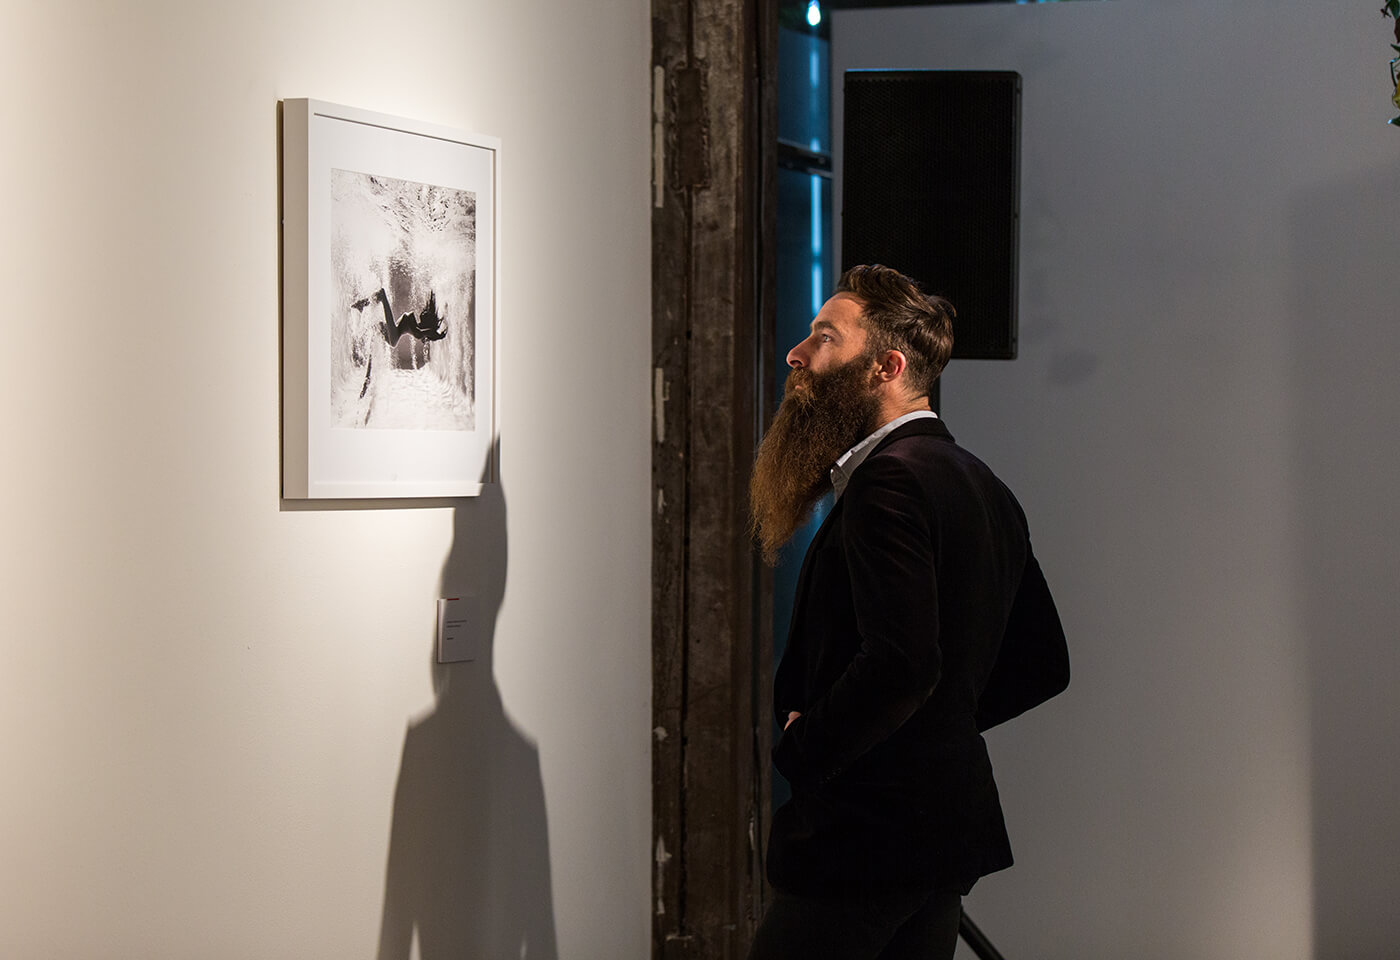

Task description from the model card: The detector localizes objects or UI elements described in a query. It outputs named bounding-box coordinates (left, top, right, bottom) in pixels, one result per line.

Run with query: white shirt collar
left=830, top=410, right=939, bottom=502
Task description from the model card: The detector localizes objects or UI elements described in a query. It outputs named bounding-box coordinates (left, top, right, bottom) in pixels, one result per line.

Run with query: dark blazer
left=768, top=417, right=1068, bottom=897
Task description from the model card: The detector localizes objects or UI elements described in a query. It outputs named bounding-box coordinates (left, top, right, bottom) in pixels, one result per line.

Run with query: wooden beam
left=652, top=0, right=776, bottom=957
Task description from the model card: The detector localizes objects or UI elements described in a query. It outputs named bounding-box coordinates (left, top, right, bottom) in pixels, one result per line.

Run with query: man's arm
left=772, top=455, right=940, bottom=790
left=974, top=550, right=1068, bottom=732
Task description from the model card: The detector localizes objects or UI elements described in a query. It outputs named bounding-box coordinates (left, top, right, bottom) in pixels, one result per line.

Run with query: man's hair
left=836, top=264, right=955, bottom=398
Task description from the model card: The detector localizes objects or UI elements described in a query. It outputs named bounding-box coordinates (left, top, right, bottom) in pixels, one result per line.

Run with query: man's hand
left=785, top=711, right=802, bottom=730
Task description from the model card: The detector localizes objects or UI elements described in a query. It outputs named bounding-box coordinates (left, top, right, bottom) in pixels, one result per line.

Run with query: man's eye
left=820, top=334, right=833, bottom=343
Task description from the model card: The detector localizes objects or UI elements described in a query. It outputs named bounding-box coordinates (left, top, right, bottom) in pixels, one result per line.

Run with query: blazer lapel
left=786, top=494, right=842, bottom=648
left=781, top=418, right=950, bottom=660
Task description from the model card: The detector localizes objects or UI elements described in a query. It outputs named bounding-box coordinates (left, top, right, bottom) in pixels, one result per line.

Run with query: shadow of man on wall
left=378, top=456, right=559, bottom=959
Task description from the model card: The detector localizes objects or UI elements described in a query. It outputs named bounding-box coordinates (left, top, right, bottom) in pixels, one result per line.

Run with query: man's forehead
left=812, top=293, right=866, bottom=332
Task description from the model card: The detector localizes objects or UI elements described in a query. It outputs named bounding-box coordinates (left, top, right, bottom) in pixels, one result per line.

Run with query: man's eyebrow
left=810, top=319, right=839, bottom=335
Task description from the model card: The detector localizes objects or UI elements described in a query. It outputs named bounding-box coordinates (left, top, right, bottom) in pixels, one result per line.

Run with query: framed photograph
left=281, top=99, right=499, bottom=499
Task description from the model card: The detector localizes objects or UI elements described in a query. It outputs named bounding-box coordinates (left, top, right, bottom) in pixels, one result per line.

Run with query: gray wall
left=832, top=2, right=1399, bottom=958
left=0, top=1, right=651, bottom=957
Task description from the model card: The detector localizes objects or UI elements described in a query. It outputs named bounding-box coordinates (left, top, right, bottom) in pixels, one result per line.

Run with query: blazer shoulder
left=866, top=428, right=1032, bottom=531
left=865, top=424, right=979, bottom=479
left=867, top=416, right=954, bottom=456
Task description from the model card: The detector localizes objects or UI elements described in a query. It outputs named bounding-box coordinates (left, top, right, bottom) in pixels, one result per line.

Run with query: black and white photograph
left=330, top=169, right=476, bottom=432
left=281, top=99, right=498, bottom=499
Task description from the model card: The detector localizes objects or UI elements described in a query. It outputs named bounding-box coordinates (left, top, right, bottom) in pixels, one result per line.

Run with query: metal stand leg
left=958, top=910, right=1008, bottom=960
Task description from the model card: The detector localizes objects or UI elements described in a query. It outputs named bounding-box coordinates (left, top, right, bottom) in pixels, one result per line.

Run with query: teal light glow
left=811, top=174, right=824, bottom=314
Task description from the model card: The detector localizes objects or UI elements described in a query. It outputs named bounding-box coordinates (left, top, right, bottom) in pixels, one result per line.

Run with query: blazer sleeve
left=772, top=455, right=941, bottom=790
left=974, top=550, right=1069, bottom=732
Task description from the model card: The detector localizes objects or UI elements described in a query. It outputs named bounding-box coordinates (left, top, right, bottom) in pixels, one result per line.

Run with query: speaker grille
left=843, top=70, right=1021, bottom=360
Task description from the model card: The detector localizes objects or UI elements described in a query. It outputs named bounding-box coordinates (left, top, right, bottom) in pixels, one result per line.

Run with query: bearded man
left=749, top=265, right=1069, bottom=960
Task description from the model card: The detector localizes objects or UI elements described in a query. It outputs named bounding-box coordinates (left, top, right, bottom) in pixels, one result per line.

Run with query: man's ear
left=874, top=349, right=907, bottom=383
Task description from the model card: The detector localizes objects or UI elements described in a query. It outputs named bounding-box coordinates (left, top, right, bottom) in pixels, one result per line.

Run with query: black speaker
left=842, top=70, right=1021, bottom=360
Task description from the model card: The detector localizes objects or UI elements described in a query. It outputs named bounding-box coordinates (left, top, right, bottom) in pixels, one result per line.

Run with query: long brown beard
left=749, top=354, right=881, bottom=564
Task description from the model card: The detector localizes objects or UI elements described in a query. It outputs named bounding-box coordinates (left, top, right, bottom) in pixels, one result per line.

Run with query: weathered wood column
left=651, top=0, right=776, bottom=957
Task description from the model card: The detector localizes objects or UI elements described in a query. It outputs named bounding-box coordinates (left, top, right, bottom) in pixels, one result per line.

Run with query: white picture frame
left=281, top=99, right=499, bottom=499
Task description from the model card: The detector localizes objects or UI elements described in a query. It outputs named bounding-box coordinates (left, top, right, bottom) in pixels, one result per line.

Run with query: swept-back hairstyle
left=836, top=264, right=955, bottom=398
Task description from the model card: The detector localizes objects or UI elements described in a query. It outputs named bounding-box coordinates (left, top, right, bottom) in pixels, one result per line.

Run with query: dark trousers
left=747, top=886, right=961, bottom=960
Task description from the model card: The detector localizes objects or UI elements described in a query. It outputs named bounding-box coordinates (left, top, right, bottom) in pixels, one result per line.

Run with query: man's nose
left=786, top=343, right=806, bottom=369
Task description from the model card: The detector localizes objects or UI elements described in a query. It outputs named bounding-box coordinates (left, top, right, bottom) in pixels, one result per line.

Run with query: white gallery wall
left=834, top=2, right=1399, bottom=958
left=0, top=1, right=650, bottom=958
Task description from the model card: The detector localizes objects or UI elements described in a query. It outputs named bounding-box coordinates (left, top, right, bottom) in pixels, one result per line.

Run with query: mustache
left=784, top=366, right=815, bottom=397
